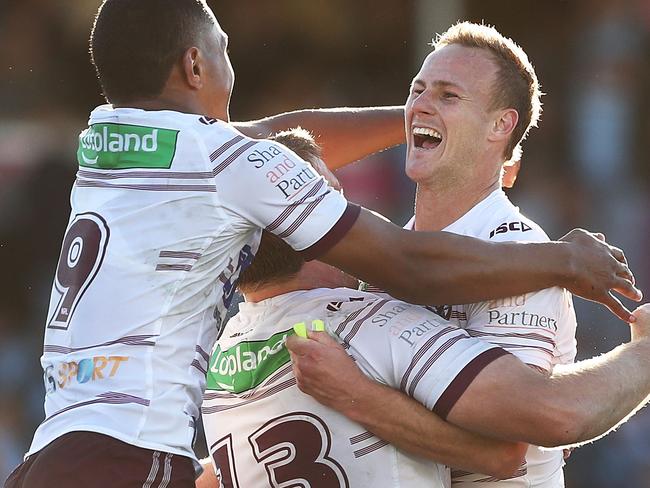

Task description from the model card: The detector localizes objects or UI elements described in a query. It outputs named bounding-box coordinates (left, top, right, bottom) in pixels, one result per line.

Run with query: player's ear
left=489, top=109, right=518, bottom=143
left=181, top=47, right=203, bottom=90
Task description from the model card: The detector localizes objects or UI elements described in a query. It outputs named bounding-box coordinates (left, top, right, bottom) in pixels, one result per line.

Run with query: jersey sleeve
left=336, top=299, right=508, bottom=419
left=214, top=136, right=359, bottom=260
left=464, top=287, right=577, bottom=371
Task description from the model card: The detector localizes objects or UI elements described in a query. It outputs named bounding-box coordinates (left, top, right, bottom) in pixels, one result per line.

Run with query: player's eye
left=442, top=91, right=459, bottom=100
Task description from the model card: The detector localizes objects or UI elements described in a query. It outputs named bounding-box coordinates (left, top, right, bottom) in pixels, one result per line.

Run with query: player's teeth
left=413, top=127, right=442, bottom=139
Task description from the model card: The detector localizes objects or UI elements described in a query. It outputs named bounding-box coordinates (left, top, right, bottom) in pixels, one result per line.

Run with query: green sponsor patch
left=206, top=328, right=293, bottom=394
left=77, top=123, right=179, bottom=169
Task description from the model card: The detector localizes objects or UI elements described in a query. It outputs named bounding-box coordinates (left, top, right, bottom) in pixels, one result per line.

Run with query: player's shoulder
left=188, top=114, right=252, bottom=148
left=483, top=196, right=549, bottom=243
left=196, top=122, right=307, bottom=180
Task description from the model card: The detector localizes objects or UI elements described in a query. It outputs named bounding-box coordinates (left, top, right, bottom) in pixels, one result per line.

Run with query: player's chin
left=405, top=155, right=436, bottom=184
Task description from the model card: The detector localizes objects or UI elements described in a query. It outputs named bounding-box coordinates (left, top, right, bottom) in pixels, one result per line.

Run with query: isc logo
left=489, top=221, right=532, bottom=239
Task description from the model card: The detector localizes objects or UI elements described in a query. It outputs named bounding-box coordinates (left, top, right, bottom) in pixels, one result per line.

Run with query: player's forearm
left=327, top=212, right=638, bottom=321
left=401, top=235, right=572, bottom=305
left=234, top=106, right=405, bottom=169
left=342, top=378, right=526, bottom=478
left=449, top=340, right=650, bottom=448
left=326, top=215, right=568, bottom=305
left=543, top=338, right=650, bottom=447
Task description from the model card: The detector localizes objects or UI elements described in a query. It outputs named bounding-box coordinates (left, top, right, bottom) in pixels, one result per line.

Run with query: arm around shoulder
left=233, top=106, right=405, bottom=169
left=320, top=208, right=568, bottom=305
left=320, top=210, right=639, bottom=319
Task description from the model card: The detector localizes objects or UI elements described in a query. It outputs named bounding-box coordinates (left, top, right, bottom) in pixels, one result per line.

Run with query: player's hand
left=560, top=229, right=642, bottom=322
left=629, top=304, right=650, bottom=342
left=286, top=331, right=369, bottom=416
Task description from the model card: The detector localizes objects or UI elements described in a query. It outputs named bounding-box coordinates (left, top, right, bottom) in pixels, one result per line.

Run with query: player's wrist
left=549, top=241, right=575, bottom=289
left=337, top=375, right=385, bottom=425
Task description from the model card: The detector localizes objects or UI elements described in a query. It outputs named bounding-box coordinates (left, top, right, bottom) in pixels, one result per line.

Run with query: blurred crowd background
left=1, top=0, right=649, bottom=485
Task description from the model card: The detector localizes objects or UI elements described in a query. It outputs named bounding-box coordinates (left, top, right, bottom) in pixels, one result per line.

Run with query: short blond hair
left=434, top=22, right=542, bottom=161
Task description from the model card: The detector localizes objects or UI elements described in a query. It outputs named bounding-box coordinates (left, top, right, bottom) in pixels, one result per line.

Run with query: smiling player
left=5, top=4, right=640, bottom=488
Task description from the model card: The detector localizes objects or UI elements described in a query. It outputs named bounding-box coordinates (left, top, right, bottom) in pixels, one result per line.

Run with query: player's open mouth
left=412, top=127, right=442, bottom=150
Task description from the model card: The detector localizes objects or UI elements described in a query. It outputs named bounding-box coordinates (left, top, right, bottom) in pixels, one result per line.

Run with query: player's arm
left=321, top=209, right=640, bottom=321
left=224, top=141, right=639, bottom=322
left=233, top=106, right=405, bottom=169
left=195, top=458, right=219, bottom=488
left=289, top=305, right=650, bottom=449
left=341, top=378, right=528, bottom=478
left=288, top=331, right=525, bottom=477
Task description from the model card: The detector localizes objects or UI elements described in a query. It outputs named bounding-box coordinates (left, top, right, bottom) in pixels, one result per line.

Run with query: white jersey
left=29, top=105, right=357, bottom=461
left=202, top=288, right=507, bottom=488
left=408, top=189, right=577, bottom=488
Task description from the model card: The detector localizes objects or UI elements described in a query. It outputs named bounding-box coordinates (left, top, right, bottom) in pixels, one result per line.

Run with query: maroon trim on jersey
left=433, top=348, right=509, bottom=420
left=407, top=334, right=468, bottom=397
left=452, top=461, right=529, bottom=481
left=349, top=431, right=376, bottom=445
left=399, top=327, right=459, bottom=392
left=202, top=377, right=297, bottom=415
left=491, top=342, right=554, bottom=357
left=299, top=203, right=361, bottom=261
left=277, top=191, right=331, bottom=239
left=42, top=392, right=151, bottom=424
left=266, top=180, right=325, bottom=232
left=43, top=334, right=157, bottom=354
left=342, top=299, right=389, bottom=347
left=353, top=439, right=389, bottom=458
left=213, top=140, right=258, bottom=175
left=191, top=359, right=207, bottom=375
left=210, top=135, right=244, bottom=162
left=467, top=328, right=556, bottom=347
left=75, top=179, right=217, bottom=192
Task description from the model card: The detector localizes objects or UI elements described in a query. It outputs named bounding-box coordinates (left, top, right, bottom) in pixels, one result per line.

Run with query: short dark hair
left=90, top=0, right=215, bottom=103
left=237, top=129, right=323, bottom=293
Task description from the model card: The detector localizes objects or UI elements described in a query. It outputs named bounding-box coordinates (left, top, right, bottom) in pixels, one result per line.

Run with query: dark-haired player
left=5, top=2, right=639, bottom=487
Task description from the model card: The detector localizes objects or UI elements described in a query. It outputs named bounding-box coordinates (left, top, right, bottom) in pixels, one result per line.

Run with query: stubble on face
left=404, top=45, right=500, bottom=192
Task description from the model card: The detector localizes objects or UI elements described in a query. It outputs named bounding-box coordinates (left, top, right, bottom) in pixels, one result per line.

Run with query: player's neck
left=413, top=177, right=500, bottom=232
left=243, top=267, right=353, bottom=303
left=113, top=92, right=228, bottom=121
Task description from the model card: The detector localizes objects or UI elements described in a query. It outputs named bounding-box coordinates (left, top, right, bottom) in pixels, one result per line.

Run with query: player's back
left=203, top=290, right=452, bottom=487
left=31, top=105, right=349, bottom=460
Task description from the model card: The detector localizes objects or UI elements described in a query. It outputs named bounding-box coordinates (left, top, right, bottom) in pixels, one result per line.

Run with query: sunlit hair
left=237, top=128, right=322, bottom=293
left=271, top=127, right=323, bottom=164
left=434, top=21, right=542, bottom=161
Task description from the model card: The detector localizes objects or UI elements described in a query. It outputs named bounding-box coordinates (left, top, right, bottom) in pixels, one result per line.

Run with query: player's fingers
left=611, top=276, right=643, bottom=302
left=306, top=330, right=342, bottom=347
left=600, top=292, right=634, bottom=323
left=286, top=335, right=315, bottom=356
left=614, top=262, right=634, bottom=285
left=608, top=245, right=628, bottom=266
left=594, top=232, right=606, bottom=242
